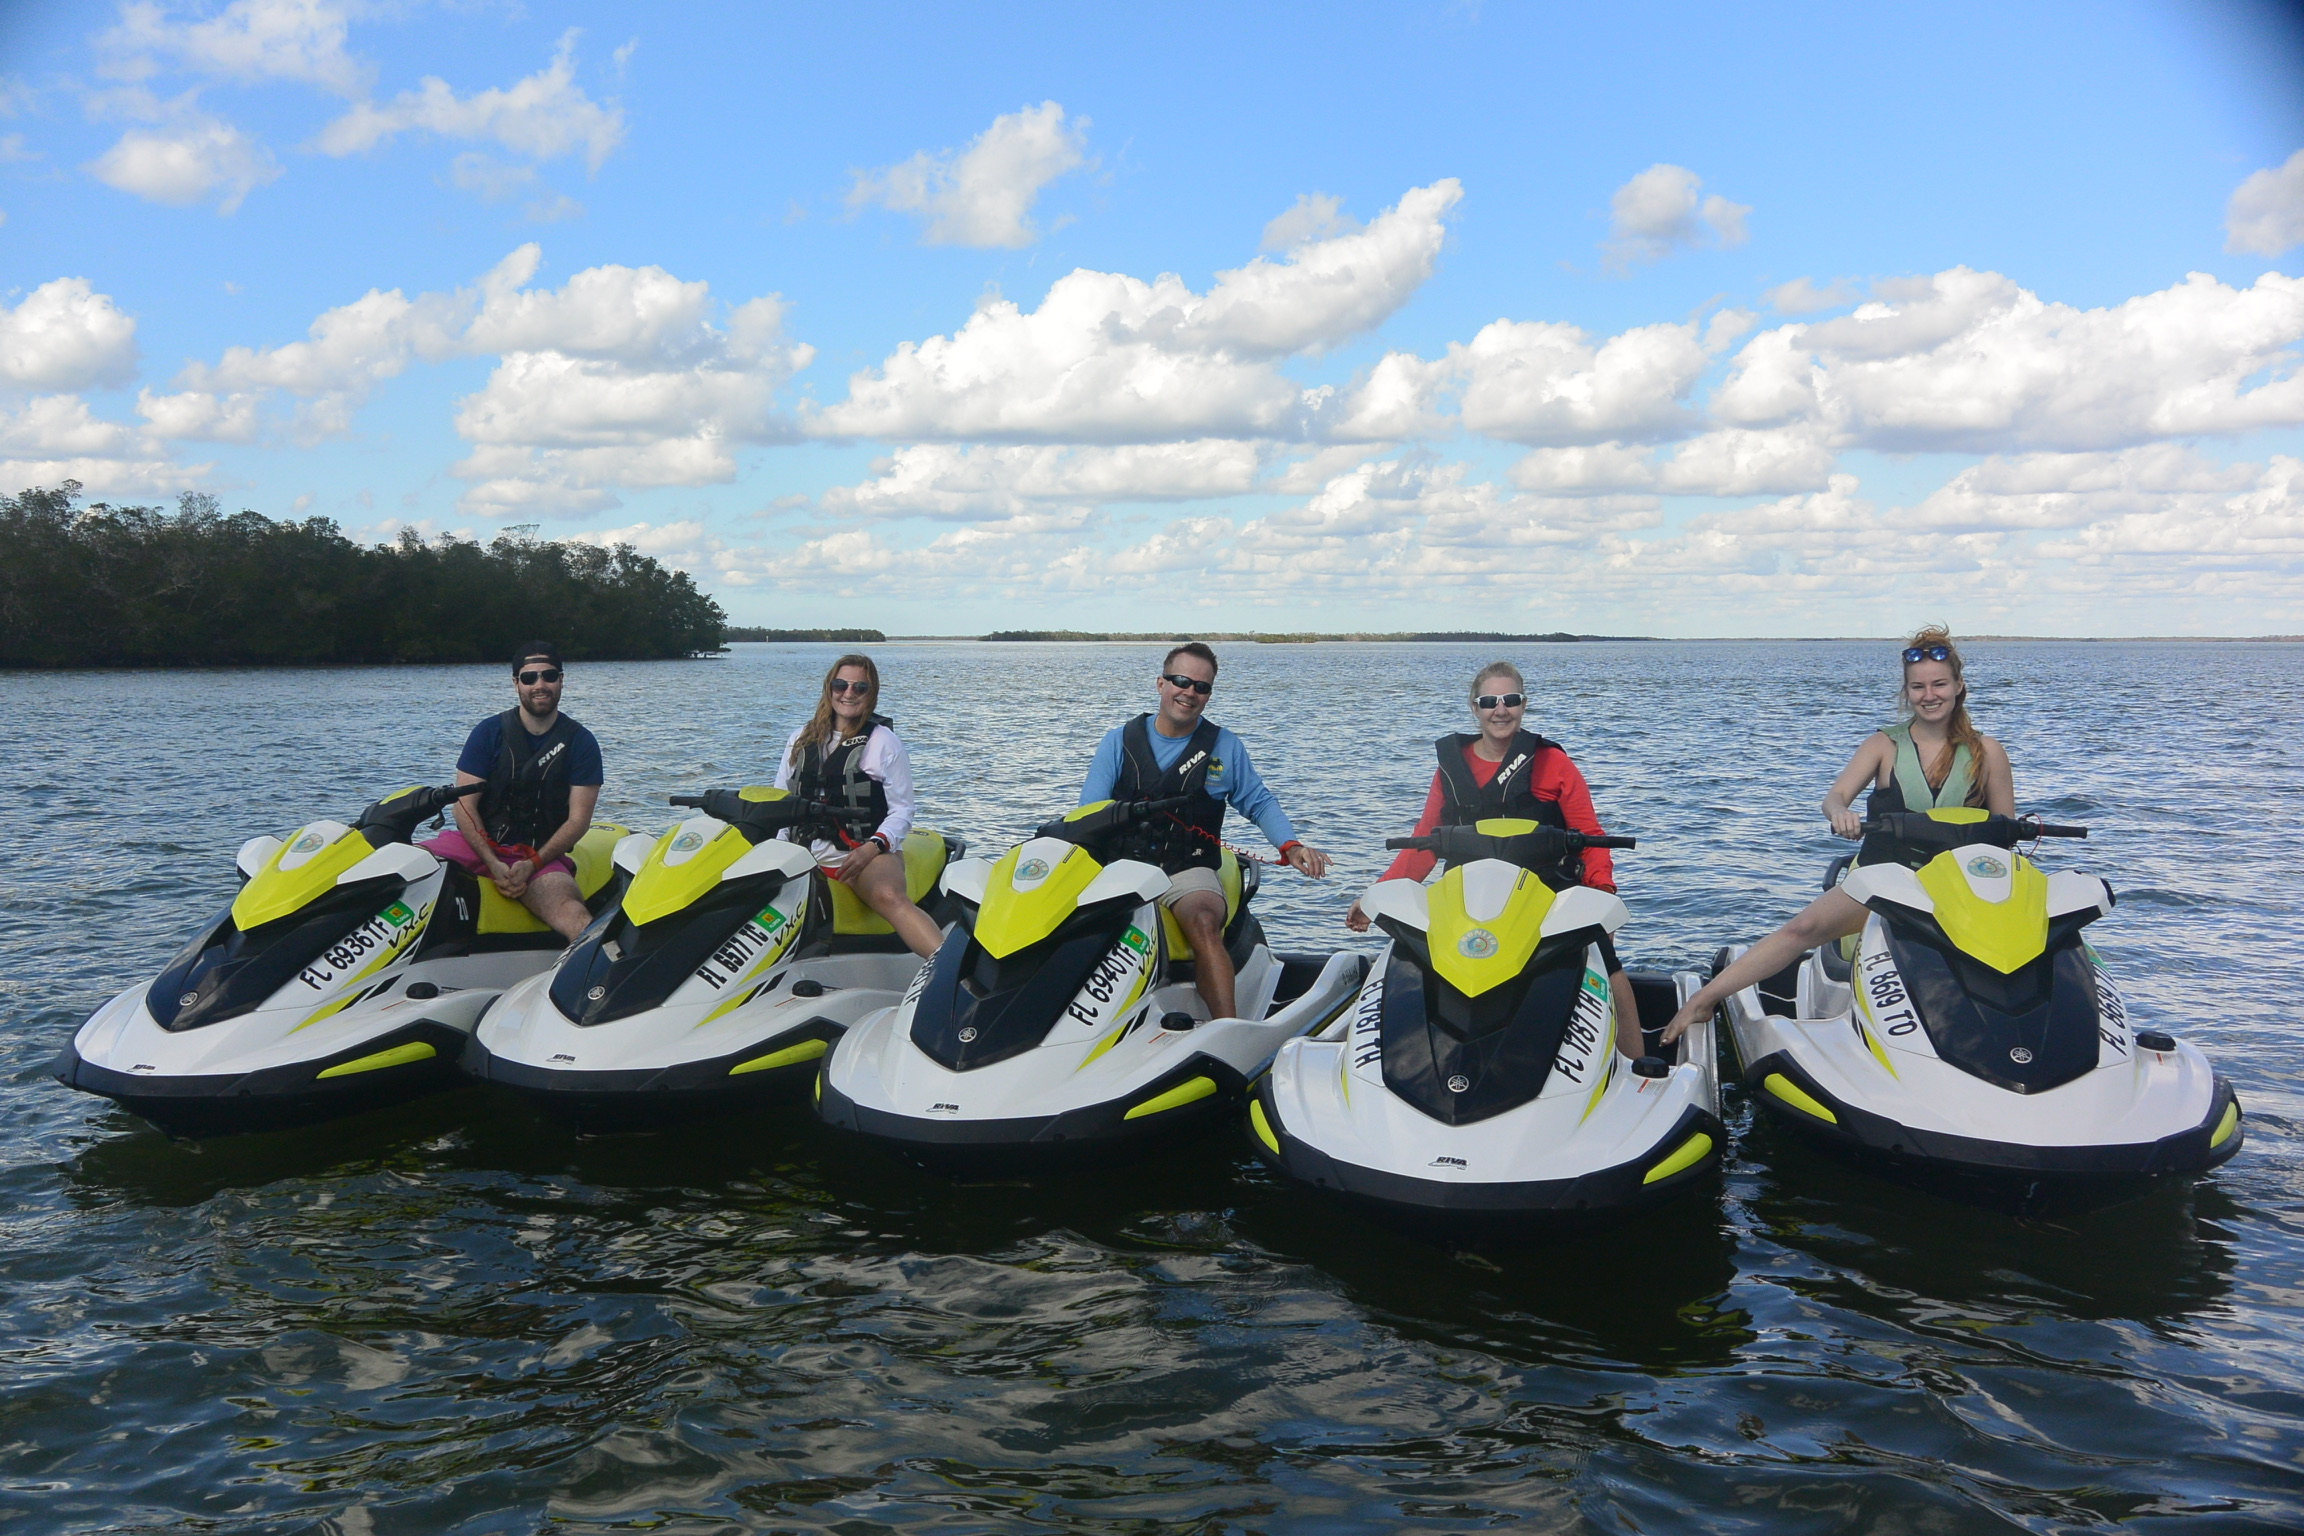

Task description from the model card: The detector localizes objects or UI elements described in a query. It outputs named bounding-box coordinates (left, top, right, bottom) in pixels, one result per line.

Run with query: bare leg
left=1609, top=969, right=1645, bottom=1058
left=522, top=869, right=592, bottom=941
left=850, top=853, right=944, bottom=959
left=1661, top=887, right=1870, bottom=1043
left=1172, top=890, right=1234, bottom=1019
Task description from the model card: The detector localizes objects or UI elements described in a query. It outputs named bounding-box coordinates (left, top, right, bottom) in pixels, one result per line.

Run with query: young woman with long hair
left=773, top=654, right=943, bottom=958
left=1820, top=623, right=2012, bottom=836
left=1658, top=626, right=2017, bottom=1044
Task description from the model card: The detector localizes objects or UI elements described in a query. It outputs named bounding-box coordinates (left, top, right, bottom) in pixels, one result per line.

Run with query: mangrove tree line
left=0, top=483, right=726, bottom=668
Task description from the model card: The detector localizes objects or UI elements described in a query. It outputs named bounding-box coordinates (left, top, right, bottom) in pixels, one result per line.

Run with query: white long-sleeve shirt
left=772, top=722, right=917, bottom=858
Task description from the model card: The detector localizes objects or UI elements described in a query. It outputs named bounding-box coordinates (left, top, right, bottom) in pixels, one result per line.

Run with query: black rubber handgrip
left=1584, top=835, right=1637, bottom=849
left=1384, top=837, right=1432, bottom=851
left=2031, top=822, right=2089, bottom=838
left=450, top=780, right=485, bottom=797
left=668, top=794, right=706, bottom=808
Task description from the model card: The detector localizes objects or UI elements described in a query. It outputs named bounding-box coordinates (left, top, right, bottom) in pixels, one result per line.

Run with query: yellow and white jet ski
left=817, top=798, right=1366, bottom=1166
left=1715, top=809, right=2242, bottom=1187
left=56, top=782, right=630, bottom=1137
left=1252, top=819, right=1718, bottom=1226
left=463, top=787, right=963, bottom=1130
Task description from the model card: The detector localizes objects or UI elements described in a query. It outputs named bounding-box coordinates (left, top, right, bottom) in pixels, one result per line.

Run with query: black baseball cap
left=512, top=640, right=563, bottom=674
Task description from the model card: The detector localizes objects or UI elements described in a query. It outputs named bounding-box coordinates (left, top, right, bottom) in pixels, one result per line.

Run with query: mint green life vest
left=1882, top=720, right=1977, bottom=811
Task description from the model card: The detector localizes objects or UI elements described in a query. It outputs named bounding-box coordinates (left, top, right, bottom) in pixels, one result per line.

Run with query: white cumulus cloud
left=1604, top=163, right=1750, bottom=269
left=97, top=0, right=368, bottom=95
left=848, top=101, right=1088, bottom=249
left=0, top=278, right=141, bottom=390
left=317, top=30, right=625, bottom=171
left=813, top=180, right=1461, bottom=442
left=1714, top=266, right=2304, bottom=452
left=2226, top=148, right=2304, bottom=257
left=88, top=114, right=281, bottom=212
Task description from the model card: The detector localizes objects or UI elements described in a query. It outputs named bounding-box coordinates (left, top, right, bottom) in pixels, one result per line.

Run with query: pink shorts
left=420, top=828, right=576, bottom=879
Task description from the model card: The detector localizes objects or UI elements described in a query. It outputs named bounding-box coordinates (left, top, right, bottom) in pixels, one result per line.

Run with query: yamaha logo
left=1446, top=1074, right=1470, bottom=1093
left=587, top=985, right=606, bottom=1001
left=1016, top=857, right=1050, bottom=883
left=2009, top=1046, right=2034, bottom=1064
left=179, top=992, right=198, bottom=1008
left=291, top=832, right=325, bottom=854
left=670, top=829, right=706, bottom=854
left=1457, top=929, right=1500, bottom=960
left=1968, top=855, right=2009, bottom=879
left=958, top=1027, right=979, bottom=1043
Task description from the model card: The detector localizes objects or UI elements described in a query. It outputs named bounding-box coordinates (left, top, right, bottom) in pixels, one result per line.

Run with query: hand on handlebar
left=1828, top=807, right=1864, bottom=839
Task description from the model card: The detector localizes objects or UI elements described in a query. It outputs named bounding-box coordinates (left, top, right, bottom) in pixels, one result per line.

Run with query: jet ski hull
left=1253, top=963, right=1722, bottom=1231
left=819, top=949, right=1367, bottom=1170
left=1718, top=941, right=2244, bottom=1190
left=464, top=951, right=922, bottom=1132
left=56, top=959, right=522, bottom=1138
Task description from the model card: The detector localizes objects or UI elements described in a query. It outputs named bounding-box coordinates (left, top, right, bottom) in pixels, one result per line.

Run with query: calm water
left=2, top=641, right=2300, bottom=1534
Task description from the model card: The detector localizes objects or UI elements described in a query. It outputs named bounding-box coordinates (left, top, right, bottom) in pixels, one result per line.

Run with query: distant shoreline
left=728, top=634, right=2304, bottom=645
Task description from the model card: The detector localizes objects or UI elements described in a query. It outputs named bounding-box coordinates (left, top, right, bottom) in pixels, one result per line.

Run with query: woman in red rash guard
left=1346, top=660, right=1644, bottom=1057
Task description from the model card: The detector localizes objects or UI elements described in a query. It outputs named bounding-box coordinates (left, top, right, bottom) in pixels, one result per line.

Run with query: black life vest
left=792, top=715, right=893, bottom=836
left=1115, top=714, right=1224, bottom=872
left=1434, top=729, right=1582, bottom=886
left=483, top=707, right=582, bottom=848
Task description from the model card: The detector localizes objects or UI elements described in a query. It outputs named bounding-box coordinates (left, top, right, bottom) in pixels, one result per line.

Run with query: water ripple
left=0, top=641, right=2299, bottom=1533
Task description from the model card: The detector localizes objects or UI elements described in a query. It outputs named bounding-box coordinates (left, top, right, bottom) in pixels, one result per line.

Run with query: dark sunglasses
left=1160, top=672, right=1214, bottom=696
left=1474, top=693, right=1525, bottom=710
left=1902, top=645, right=1952, bottom=664
left=517, top=668, right=562, bottom=684
left=828, top=678, right=874, bottom=696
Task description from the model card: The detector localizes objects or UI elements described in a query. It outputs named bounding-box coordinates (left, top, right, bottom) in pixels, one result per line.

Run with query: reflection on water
left=3, top=641, right=2301, bottom=1531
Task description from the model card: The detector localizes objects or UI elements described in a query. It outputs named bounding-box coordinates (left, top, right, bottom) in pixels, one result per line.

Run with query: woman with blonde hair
left=1820, top=623, right=2013, bottom=835
left=1659, top=626, right=2016, bottom=1044
left=1346, top=659, right=1646, bottom=1058
left=773, top=654, right=943, bottom=958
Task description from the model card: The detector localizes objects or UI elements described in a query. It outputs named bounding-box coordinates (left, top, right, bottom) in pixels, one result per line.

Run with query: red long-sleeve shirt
left=1379, top=741, right=1617, bottom=891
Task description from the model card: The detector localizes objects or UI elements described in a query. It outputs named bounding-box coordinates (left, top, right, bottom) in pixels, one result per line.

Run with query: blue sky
left=3, top=1, right=2302, bottom=634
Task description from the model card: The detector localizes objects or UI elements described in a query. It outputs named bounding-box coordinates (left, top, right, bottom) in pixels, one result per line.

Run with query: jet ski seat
left=827, top=829, right=960, bottom=937
left=1626, top=970, right=1681, bottom=1061
left=475, top=823, right=631, bottom=935
left=1159, top=849, right=1250, bottom=965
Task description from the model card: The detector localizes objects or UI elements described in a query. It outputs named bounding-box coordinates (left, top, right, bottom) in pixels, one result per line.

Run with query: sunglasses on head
left=517, top=668, right=562, bottom=684
left=1160, top=672, right=1214, bottom=696
left=1475, top=693, right=1525, bottom=710
left=828, top=678, right=873, bottom=696
left=1903, top=645, right=1952, bottom=664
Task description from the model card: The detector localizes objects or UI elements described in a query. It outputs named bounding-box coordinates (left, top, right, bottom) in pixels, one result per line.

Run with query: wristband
left=1277, top=840, right=1303, bottom=860
left=868, top=833, right=892, bottom=853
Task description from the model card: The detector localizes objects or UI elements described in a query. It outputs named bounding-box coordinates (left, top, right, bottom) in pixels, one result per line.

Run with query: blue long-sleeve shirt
left=1081, top=719, right=1298, bottom=848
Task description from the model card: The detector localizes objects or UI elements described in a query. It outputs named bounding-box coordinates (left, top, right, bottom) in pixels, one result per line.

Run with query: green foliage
left=724, top=627, right=887, bottom=642
left=0, top=483, right=725, bottom=668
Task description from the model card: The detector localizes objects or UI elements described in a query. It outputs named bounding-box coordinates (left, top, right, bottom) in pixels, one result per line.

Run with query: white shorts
left=1158, top=865, right=1226, bottom=908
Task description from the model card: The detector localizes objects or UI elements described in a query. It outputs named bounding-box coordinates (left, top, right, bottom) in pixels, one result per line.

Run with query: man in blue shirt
left=1081, top=641, right=1331, bottom=1018
left=428, top=641, right=605, bottom=940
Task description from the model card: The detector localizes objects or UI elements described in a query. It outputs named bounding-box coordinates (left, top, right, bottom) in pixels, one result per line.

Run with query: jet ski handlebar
left=2026, top=820, right=2089, bottom=839
left=1863, top=811, right=2090, bottom=857
left=355, top=779, right=486, bottom=844
left=1384, top=827, right=1636, bottom=855
left=667, top=789, right=875, bottom=839
left=1032, top=795, right=1194, bottom=845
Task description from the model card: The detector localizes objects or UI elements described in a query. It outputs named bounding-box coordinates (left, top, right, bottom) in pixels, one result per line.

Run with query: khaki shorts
left=1157, top=865, right=1226, bottom=908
